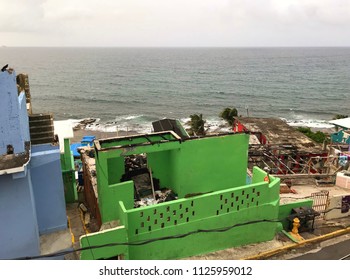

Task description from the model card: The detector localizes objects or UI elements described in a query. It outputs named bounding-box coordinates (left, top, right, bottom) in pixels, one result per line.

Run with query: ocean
left=1, top=47, right=349, bottom=133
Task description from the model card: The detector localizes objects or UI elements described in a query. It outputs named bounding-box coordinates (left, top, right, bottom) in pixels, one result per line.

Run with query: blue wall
left=0, top=170, right=40, bottom=259
left=30, top=144, right=67, bottom=234
left=0, top=71, right=28, bottom=155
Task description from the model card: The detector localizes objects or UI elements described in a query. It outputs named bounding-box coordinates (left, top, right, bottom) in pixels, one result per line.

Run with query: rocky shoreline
left=70, top=117, right=336, bottom=143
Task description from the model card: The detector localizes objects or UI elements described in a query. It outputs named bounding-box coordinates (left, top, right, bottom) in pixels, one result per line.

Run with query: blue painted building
left=329, top=117, right=350, bottom=145
left=0, top=69, right=67, bottom=259
left=30, top=144, right=67, bottom=234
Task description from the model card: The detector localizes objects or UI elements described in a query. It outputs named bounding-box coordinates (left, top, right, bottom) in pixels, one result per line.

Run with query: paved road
left=292, top=238, right=350, bottom=260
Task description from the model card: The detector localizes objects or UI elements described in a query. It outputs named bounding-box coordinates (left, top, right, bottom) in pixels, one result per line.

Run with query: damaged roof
left=329, top=117, right=350, bottom=129
left=235, top=117, right=324, bottom=154
left=94, top=131, right=182, bottom=151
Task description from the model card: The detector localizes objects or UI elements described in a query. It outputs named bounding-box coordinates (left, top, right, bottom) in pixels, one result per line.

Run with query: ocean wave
left=282, top=118, right=335, bottom=129
left=68, top=116, right=233, bottom=135
left=66, top=114, right=335, bottom=139
left=84, top=122, right=153, bottom=134
left=180, top=117, right=232, bottom=133
left=117, top=115, right=144, bottom=121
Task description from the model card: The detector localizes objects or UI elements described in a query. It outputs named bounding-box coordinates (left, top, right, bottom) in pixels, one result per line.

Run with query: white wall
left=325, top=194, right=350, bottom=220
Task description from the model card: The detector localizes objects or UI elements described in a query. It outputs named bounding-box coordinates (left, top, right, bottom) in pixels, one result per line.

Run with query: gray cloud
left=0, top=0, right=349, bottom=46
left=0, top=0, right=45, bottom=32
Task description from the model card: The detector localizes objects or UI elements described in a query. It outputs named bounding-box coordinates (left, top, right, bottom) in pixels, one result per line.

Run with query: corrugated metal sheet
left=152, top=119, right=189, bottom=140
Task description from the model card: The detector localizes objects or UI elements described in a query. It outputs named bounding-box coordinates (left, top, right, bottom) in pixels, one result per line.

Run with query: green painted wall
left=252, top=166, right=269, bottom=183
left=171, top=135, right=248, bottom=197
left=60, top=138, right=77, bottom=203
left=126, top=180, right=279, bottom=260
left=95, top=133, right=249, bottom=223
left=98, top=181, right=134, bottom=224
left=81, top=171, right=282, bottom=260
left=80, top=226, right=128, bottom=259
left=148, top=135, right=249, bottom=197
left=147, top=150, right=174, bottom=188
left=107, top=157, right=124, bottom=184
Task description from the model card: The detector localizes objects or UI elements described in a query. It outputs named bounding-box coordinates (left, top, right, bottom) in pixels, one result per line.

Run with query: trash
left=134, top=197, right=158, bottom=208
left=121, top=154, right=178, bottom=208
left=280, top=183, right=292, bottom=194
left=156, top=189, right=177, bottom=203
left=79, top=203, right=88, bottom=213
left=134, top=188, right=178, bottom=208
left=84, top=212, right=91, bottom=226
left=121, top=167, right=160, bottom=200
left=125, top=154, right=147, bottom=172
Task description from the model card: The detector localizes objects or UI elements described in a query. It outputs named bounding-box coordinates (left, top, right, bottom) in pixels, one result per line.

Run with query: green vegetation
left=332, top=114, right=348, bottom=120
left=297, top=127, right=328, bottom=144
left=188, top=114, right=206, bottom=136
left=219, top=107, right=238, bottom=126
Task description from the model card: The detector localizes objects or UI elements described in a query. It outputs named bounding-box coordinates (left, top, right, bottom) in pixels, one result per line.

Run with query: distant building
left=329, top=117, right=350, bottom=145
left=329, top=117, right=350, bottom=131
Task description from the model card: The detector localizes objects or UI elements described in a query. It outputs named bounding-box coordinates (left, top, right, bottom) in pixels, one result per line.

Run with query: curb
left=243, top=227, right=350, bottom=260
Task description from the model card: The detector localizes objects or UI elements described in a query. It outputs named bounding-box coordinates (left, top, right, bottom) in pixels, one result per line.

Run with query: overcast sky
left=1, top=0, right=350, bottom=47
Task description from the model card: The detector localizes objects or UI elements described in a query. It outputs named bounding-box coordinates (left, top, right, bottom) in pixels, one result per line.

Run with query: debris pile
left=125, top=154, right=147, bottom=172
left=134, top=189, right=178, bottom=208
left=122, top=154, right=178, bottom=208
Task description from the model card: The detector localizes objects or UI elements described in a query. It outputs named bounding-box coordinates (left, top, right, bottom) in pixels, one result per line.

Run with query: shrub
left=297, top=127, right=328, bottom=144
left=188, top=114, right=206, bottom=136
left=219, top=107, right=238, bottom=126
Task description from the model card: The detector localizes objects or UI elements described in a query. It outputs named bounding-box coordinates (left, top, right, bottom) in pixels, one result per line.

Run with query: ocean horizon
left=1, top=47, right=349, bottom=133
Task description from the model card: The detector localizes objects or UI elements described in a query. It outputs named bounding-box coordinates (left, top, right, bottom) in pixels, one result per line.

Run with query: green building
left=80, top=131, right=309, bottom=260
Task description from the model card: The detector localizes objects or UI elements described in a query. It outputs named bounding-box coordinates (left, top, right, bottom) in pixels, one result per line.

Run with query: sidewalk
left=187, top=182, right=350, bottom=260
